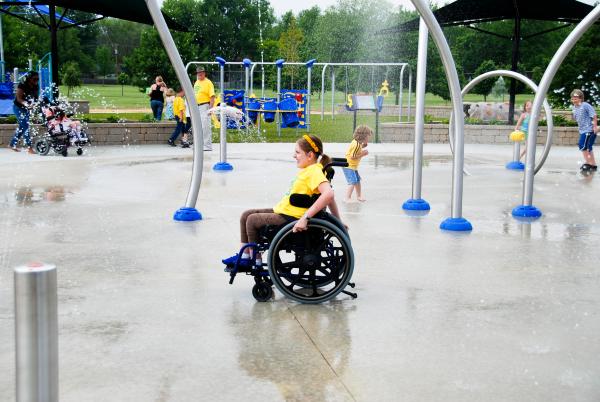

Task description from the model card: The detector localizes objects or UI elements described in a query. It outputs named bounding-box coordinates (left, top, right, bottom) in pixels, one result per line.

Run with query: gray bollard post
left=14, top=262, right=58, bottom=402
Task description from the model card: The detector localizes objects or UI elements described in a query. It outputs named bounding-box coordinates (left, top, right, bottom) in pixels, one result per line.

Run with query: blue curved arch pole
left=514, top=5, right=600, bottom=219
left=409, top=0, right=471, bottom=231
left=145, top=0, right=203, bottom=221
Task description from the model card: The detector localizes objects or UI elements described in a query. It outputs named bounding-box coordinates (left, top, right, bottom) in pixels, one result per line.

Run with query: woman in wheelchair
left=222, top=135, right=356, bottom=303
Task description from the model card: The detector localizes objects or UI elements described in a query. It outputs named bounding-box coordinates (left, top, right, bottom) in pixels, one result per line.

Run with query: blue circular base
left=402, top=198, right=431, bottom=211
left=213, top=162, right=233, bottom=171
left=173, top=207, right=203, bottom=221
left=506, top=161, right=525, bottom=170
left=440, top=217, right=473, bottom=231
left=512, top=205, right=542, bottom=219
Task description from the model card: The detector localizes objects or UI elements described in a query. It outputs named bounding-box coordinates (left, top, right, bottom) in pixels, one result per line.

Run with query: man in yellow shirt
left=193, top=66, right=215, bottom=151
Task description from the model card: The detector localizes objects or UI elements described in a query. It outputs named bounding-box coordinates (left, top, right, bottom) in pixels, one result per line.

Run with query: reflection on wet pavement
left=0, top=144, right=599, bottom=401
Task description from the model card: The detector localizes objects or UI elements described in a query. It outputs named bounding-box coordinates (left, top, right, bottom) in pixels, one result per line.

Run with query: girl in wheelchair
left=221, top=135, right=356, bottom=303
left=222, top=134, right=343, bottom=267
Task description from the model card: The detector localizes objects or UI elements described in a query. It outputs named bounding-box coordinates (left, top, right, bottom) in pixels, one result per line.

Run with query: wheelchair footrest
left=341, top=289, right=358, bottom=299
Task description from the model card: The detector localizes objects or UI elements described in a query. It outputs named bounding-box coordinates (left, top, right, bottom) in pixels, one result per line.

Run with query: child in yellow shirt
left=167, top=88, right=191, bottom=147
left=343, top=125, right=372, bottom=202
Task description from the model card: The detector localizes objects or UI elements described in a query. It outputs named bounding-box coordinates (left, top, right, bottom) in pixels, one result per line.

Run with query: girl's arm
left=593, top=113, right=598, bottom=133
left=515, top=113, right=525, bottom=131
left=293, top=181, right=336, bottom=232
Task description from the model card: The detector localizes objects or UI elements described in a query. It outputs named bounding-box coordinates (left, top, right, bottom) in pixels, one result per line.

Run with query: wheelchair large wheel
left=34, top=138, right=50, bottom=155
left=267, top=218, right=354, bottom=304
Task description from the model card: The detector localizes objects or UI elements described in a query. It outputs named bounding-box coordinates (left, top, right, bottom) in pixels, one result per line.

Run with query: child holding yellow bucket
left=513, top=100, right=532, bottom=161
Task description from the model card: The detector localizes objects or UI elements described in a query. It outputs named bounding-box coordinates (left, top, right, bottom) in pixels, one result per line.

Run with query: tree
left=278, top=16, right=304, bottom=88
left=118, top=73, right=129, bottom=96
left=472, top=60, right=498, bottom=101
left=60, top=62, right=81, bottom=96
left=95, top=46, right=113, bottom=84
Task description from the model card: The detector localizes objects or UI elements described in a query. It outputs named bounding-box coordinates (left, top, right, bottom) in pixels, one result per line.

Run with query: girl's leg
left=239, top=208, right=275, bottom=243
left=345, top=185, right=354, bottom=201
left=356, top=182, right=366, bottom=201
left=169, top=117, right=182, bottom=143
left=519, top=145, right=527, bottom=161
left=10, top=105, right=28, bottom=148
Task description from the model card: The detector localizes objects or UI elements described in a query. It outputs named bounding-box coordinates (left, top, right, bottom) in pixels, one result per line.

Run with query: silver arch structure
left=450, top=70, right=555, bottom=175
left=520, top=5, right=600, bottom=213
left=146, top=0, right=205, bottom=218
left=410, top=0, right=470, bottom=228
left=318, top=62, right=412, bottom=122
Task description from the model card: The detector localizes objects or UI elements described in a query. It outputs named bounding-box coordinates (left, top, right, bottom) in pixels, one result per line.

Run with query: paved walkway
left=1, top=143, right=599, bottom=401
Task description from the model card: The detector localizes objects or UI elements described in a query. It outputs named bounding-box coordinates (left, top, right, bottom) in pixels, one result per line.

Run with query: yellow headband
left=303, top=135, right=319, bottom=153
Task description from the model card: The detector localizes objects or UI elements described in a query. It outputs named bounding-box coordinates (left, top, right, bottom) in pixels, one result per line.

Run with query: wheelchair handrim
left=267, top=219, right=354, bottom=304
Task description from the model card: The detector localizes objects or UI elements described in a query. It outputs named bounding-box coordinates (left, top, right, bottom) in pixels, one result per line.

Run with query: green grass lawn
left=61, top=84, right=539, bottom=114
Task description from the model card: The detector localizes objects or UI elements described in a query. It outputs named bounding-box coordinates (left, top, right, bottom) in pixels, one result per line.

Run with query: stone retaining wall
left=0, top=122, right=177, bottom=146
left=380, top=123, right=579, bottom=146
left=0, top=121, right=580, bottom=147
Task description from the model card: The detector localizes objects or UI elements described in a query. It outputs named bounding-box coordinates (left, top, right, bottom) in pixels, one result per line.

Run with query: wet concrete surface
left=1, top=143, right=599, bottom=401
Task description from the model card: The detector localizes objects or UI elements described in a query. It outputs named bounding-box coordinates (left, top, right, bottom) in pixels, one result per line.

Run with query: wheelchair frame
left=224, top=158, right=358, bottom=304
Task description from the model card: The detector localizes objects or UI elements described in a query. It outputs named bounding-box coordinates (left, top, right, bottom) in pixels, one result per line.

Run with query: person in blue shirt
left=570, top=89, right=598, bottom=171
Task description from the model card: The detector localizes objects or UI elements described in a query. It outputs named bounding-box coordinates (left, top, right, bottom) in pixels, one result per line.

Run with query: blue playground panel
left=280, top=89, right=307, bottom=129
left=0, top=81, right=14, bottom=116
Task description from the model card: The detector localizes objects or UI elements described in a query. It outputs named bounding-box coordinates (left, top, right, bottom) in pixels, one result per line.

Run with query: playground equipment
left=319, top=62, right=412, bottom=123
left=346, top=94, right=384, bottom=142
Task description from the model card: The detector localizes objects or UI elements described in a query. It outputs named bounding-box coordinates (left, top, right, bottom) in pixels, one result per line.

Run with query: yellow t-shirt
left=194, top=78, right=215, bottom=104
left=273, top=163, right=327, bottom=218
left=173, top=96, right=186, bottom=118
left=345, top=139, right=363, bottom=170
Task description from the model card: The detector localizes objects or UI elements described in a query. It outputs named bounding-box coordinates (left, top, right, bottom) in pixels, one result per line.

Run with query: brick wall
left=1, top=122, right=177, bottom=147
left=379, top=123, right=580, bottom=146
left=0, top=121, right=580, bottom=147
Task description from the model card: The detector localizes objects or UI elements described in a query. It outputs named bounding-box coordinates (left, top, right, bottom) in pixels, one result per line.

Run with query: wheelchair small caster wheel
left=252, top=282, right=273, bottom=302
left=61, top=149, right=68, bottom=157
left=76, top=148, right=83, bottom=156
left=348, top=282, right=355, bottom=288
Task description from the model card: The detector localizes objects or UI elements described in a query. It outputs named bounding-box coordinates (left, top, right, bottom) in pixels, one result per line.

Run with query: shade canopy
left=382, top=0, right=595, bottom=33
left=0, top=0, right=184, bottom=30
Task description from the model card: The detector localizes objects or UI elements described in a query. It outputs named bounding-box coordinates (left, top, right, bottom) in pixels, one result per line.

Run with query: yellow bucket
left=509, top=130, right=525, bottom=142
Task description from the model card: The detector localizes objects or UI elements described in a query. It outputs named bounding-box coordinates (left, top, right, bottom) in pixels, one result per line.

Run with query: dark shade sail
left=0, top=0, right=185, bottom=30
left=381, top=0, right=595, bottom=33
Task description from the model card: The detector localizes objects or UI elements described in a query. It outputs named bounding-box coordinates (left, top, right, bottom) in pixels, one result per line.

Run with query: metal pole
left=250, top=63, right=256, bottom=96
left=306, top=59, right=316, bottom=132
left=276, top=59, right=283, bottom=137
left=410, top=0, right=471, bottom=230
left=14, top=262, right=58, bottom=402
left=412, top=19, right=428, bottom=201
left=321, top=64, right=328, bottom=121
left=0, top=15, right=4, bottom=82
left=512, top=141, right=521, bottom=163
left=243, top=58, right=251, bottom=133
left=146, top=0, right=204, bottom=220
left=307, top=66, right=312, bottom=131
left=399, top=64, right=406, bottom=122
left=218, top=58, right=226, bottom=165
left=14, top=67, right=19, bottom=91
left=407, top=68, right=413, bottom=123
left=518, top=5, right=600, bottom=216
left=331, top=67, right=335, bottom=120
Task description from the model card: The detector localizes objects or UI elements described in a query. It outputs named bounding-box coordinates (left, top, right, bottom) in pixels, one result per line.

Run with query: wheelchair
left=224, top=158, right=357, bottom=304
left=33, top=104, right=91, bottom=157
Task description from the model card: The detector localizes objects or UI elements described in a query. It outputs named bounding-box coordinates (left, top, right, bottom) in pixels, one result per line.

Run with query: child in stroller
left=34, top=102, right=90, bottom=156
